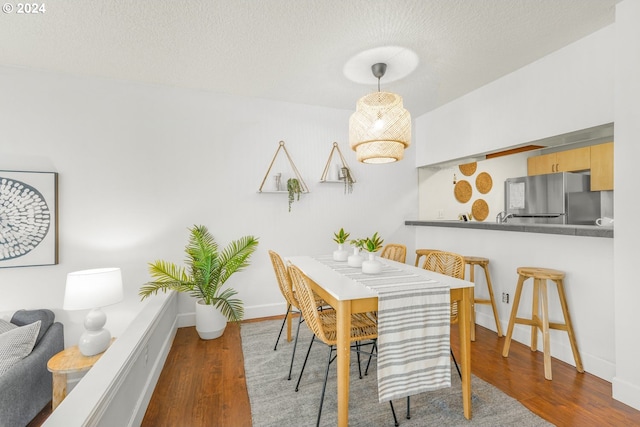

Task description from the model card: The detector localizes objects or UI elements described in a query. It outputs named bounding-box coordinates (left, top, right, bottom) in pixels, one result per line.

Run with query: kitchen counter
left=405, top=220, right=613, bottom=238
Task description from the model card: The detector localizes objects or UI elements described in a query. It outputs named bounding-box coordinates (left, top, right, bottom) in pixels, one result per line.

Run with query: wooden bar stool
left=463, top=256, right=503, bottom=341
left=502, top=267, right=584, bottom=380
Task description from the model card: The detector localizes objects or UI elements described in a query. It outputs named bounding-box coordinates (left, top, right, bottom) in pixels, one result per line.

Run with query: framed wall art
left=0, top=170, right=58, bottom=268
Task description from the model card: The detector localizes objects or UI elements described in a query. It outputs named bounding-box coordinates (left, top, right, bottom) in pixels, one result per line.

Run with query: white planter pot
left=362, top=252, right=382, bottom=274
left=195, top=300, right=227, bottom=340
left=348, top=247, right=363, bottom=267
left=333, top=243, right=348, bottom=261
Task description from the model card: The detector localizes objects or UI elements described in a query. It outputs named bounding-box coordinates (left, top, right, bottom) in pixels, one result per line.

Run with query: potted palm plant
left=362, top=232, right=384, bottom=274
left=139, top=225, right=259, bottom=339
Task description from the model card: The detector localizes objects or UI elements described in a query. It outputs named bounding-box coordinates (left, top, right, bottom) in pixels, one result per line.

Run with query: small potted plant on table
left=332, top=228, right=350, bottom=261
left=362, top=232, right=384, bottom=274
left=348, top=238, right=365, bottom=267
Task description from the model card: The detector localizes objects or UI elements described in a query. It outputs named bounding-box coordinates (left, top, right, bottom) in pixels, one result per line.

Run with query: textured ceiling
left=0, top=0, right=616, bottom=116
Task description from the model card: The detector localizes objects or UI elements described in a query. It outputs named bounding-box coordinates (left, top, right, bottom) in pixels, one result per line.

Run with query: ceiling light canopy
left=349, top=63, right=411, bottom=164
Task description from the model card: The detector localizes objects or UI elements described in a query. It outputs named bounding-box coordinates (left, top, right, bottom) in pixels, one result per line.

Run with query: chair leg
left=274, top=304, right=292, bottom=350
left=539, top=279, right=552, bottom=380
left=482, top=264, right=504, bottom=337
left=287, top=313, right=304, bottom=380
left=555, top=278, right=584, bottom=372
left=451, top=348, right=462, bottom=379
left=406, top=396, right=411, bottom=419
left=389, top=401, right=399, bottom=427
left=365, top=340, right=377, bottom=375
left=356, top=341, right=363, bottom=379
left=503, top=274, right=526, bottom=357
left=531, top=278, right=541, bottom=352
left=316, top=346, right=334, bottom=427
left=295, top=335, right=315, bottom=392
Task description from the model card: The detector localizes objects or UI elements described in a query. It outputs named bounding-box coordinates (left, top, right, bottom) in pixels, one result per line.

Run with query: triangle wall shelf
left=258, top=140, right=309, bottom=194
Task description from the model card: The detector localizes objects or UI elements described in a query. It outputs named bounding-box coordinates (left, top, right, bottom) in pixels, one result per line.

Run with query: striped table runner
left=314, top=255, right=451, bottom=402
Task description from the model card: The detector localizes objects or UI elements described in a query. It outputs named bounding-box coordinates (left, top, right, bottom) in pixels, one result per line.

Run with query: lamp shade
left=349, top=91, right=411, bottom=164
left=63, top=267, right=124, bottom=310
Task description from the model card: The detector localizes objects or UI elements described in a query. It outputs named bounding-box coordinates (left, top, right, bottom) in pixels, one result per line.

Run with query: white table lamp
left=63, top=267, right=124, bottom=356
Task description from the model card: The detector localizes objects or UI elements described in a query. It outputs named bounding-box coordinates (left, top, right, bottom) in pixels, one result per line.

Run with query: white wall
left=413, top=226, right=614, bottom=381
left=0, top=66, right=418, bottom=347
left=612, top=0, right=640, bottom=410
left=412, top=4, right=640, bottom=410
left=415, top=24, right=614, bottom=167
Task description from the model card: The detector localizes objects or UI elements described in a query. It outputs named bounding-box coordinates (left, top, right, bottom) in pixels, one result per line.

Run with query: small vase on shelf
left=273, top=173, right=282, bottom=191
left=333, top=244, right=348, bottom=261
left=347, top=247, right=363, bottom=267
left=362, top=252, right=382, bottom=274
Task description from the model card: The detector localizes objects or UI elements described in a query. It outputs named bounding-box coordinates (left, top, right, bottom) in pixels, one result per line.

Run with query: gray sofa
left=0, top=309, right=64, bottom=427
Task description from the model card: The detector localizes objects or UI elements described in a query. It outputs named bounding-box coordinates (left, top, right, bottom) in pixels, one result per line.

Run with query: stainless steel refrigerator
left=503, top=172, right=599, bottom=224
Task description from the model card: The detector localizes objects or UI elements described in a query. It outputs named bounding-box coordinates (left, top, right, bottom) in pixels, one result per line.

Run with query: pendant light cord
left=371, top=62, right=387, bottom=93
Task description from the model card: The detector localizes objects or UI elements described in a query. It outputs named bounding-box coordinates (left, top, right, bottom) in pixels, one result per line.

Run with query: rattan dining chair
left=288, top=264, right=399, bottom=427
left=422, top=250, right=465, bottom=326
left=380, top=244, right=407, bottom=263
left=270, top=250, right=325, bottom=381
left=269, top=250, right=304, bottom=381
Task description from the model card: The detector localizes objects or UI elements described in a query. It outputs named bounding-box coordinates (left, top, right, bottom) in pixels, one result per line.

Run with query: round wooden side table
left=47, top=338, right=115, bottom=410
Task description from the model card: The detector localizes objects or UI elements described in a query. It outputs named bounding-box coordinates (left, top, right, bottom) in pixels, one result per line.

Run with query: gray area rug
left=241, top=319, right=554, bottom=427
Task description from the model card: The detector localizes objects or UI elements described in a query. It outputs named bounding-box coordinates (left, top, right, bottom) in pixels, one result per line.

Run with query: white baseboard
left=245, top=302, right=286, bottom=320
left=613, top=376, right=640, bottom=411
left=175, top=302, right=286, bottom=329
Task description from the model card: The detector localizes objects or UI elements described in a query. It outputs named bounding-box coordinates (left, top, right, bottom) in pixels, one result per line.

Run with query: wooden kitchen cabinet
left=527, top=152, right=557, bottom=175
left=527, top=146, right=591, bottom=175
left=590, top=142, right=614, bottom=191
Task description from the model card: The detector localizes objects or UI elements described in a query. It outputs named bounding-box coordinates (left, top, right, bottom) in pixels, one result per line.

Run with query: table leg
left=286, top=310, right=292, bottom=342
left=51, top=372, right=67, bottom=410
left=458, top=287, right=473, bottom=420
left=336, top=300, right=351, bottom=427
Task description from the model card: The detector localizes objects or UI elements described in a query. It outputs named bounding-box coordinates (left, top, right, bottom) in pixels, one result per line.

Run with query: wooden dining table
left=287, top=255, right=474, bottom=427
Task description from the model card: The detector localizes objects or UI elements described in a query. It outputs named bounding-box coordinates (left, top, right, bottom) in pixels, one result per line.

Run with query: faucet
left=496, top=211, right=513, bottom=223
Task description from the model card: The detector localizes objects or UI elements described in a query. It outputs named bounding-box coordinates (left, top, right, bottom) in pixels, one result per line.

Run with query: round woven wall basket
left=454, top=180, right=472, bottom=203
left=459, top=162, right=477, bottom=176
left=472, top=199, right=489, bottom=222
left=475, top=172, right=493, bottom=194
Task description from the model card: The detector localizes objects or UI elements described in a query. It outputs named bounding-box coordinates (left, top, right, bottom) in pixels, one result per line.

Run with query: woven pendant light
left=349, top=63, right=411, bottom=164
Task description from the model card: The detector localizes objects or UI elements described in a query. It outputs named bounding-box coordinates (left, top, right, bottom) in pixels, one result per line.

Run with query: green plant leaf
left=363, top=232, right=384, bottom=252
left=287, top=178, right=302, bottom=212
left=139, top=225, right=258, bottom=322
left=332, top=228, right=350, bottom=244
left=349, top=238, right=365, bottom=249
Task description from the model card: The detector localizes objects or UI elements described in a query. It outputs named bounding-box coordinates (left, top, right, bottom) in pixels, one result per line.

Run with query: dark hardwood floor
left=30, top=317, right=640, bottom=426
